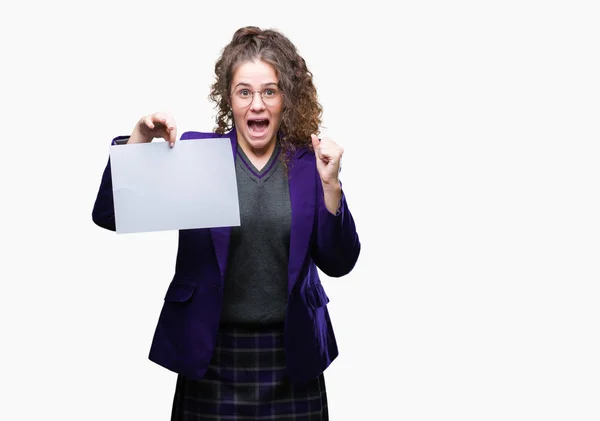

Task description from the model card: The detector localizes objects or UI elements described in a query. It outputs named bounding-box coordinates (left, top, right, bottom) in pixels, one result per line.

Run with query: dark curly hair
left=209, top=26, right=323, bottom=168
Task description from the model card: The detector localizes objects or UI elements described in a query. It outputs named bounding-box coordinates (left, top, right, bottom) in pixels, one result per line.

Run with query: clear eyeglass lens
left=234, top=89, right=281, bottom=106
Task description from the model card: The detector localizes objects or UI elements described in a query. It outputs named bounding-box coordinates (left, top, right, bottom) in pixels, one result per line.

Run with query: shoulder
left=180, top=130, right=232, bottom=140
left=289, top=146, right=315, bottom=163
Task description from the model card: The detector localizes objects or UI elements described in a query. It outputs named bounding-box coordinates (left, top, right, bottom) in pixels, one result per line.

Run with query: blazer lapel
left=210, top=129, right=238, bottom=281
left=287, top=149, right=316, bottom=296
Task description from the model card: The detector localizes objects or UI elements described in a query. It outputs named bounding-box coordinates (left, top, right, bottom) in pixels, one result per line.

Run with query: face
left=230, top=59, right=284, bottom=153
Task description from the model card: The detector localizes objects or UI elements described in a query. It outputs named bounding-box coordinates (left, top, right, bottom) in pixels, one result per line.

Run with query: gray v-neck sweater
left=220, top=143, right=291, bottom=325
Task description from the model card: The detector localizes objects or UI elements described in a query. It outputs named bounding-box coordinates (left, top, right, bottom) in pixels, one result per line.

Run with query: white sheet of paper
left=109, top=138, right=240, bottom=234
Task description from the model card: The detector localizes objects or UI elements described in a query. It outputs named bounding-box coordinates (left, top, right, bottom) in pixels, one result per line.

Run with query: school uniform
left=92, top=128, right=360, bottom=419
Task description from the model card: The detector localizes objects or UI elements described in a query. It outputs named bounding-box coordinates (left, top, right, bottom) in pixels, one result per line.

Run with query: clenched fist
left=311, top=134, right=343, bottom=214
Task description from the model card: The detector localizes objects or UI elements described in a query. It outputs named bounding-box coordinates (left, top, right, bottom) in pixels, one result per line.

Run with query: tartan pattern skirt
left=170, top=323, right=328, bottom=420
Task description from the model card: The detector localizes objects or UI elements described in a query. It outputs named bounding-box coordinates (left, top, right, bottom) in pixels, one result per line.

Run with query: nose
left=249, top=92, right=266, bottom=112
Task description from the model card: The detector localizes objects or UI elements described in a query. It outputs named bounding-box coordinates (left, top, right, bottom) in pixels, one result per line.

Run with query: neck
left=237, top=137, right=277, bottom=171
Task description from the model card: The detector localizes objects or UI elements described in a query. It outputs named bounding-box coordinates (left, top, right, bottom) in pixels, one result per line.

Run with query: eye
left=264, top=88, right=277, bottom=97
left=237, top=89, right=251, bottom=98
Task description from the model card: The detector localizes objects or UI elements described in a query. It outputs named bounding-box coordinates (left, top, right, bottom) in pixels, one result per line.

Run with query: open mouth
left=248, top=119, right=270, bottom=136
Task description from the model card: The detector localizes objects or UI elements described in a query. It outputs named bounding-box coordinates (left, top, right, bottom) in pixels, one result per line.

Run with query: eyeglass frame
left=230, top=85, right=283, bottom=107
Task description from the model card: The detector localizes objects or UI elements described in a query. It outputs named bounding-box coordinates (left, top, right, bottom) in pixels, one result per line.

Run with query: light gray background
left=1, top=1, right=599, bottom=420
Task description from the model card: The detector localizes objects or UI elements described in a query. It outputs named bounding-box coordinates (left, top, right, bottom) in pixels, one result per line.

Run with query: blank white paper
left=109, top=138, right=240, bottom=234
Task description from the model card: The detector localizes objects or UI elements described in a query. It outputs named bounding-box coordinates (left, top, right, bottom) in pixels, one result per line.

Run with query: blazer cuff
left=320, top=189, right=347, bottom=221
left=111, top=135, right=130, bottom=145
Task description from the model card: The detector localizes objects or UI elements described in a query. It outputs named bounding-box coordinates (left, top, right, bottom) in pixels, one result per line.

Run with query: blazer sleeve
left=311, top=179, right=361, bottom=278
left=91, top=136, right=129, bottom=231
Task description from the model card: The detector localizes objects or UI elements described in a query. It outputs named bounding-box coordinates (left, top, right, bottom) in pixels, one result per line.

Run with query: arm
left=311, top=179, right=361, bottom=277
left=91, top=137, right=129, bottom=231
left=309, top=134, right=360, bottom=277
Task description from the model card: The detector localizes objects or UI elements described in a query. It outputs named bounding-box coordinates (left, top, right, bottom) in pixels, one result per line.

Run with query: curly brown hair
left=209, top=26, right=323, bottom=166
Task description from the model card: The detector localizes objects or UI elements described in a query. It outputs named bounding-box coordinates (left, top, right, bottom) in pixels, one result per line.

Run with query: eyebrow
left=233, top=82, right=279, bottom=89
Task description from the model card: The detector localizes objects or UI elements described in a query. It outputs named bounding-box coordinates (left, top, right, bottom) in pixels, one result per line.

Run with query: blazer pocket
left=164, top=281, right=196, bottom=303
left=305, top=283, right=330, bottom=309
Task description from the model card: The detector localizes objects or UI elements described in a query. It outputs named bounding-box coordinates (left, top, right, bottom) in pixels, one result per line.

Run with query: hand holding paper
left=128, top=112, right=178, bottom=147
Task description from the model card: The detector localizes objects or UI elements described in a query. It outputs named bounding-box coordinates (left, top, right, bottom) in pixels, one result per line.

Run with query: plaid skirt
left=170, top=323, right=328, bottom=420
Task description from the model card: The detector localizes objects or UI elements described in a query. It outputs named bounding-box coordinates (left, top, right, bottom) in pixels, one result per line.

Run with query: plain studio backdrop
left=1, top=1, right=599, bottom=420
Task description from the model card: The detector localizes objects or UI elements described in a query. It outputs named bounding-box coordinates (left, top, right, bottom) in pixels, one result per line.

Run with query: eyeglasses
left=231, top=87, right=283, bottom=107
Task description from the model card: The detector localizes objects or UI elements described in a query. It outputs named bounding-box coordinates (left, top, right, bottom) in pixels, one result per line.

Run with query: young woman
left=93, top=26, right=360, bottom=420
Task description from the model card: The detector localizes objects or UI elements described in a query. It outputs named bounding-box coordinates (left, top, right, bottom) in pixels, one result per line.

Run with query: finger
left=143, top=115, right=155, bottom=130
left=318, top=142, right=343, bottom=159
left=320, top=137, right=342, bottom=149
left=311, top=134, right=324, bottom=160
left=152, top=114, right=170, bottom=131
left=168, top=125, right=177, bottom=148
left=151, top=112, right=176, bottom=147
left=311, top=134, right=320, bottom=151
left=161, top=115, right=177, bottom=147
left=317, top=144, right=335, bottom=159
left=319, top=136, right=330, bottom=146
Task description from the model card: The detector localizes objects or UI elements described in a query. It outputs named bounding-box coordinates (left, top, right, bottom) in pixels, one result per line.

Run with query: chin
left=246, top=132, right=276, bottom=150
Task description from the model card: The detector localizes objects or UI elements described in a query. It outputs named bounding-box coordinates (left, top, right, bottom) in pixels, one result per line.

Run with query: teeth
left=249, top=119, right=269, bottom=135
